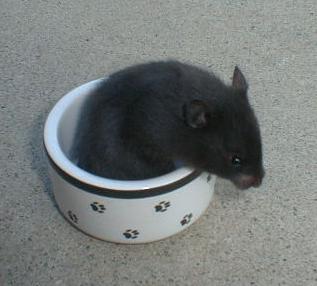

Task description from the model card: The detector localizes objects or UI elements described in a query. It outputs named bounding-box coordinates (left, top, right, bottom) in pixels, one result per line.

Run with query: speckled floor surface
left=1, top=1, right=317, bottom=285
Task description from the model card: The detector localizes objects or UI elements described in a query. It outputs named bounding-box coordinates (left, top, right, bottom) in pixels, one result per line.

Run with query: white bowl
left=44, top=79, right=216, bottom=244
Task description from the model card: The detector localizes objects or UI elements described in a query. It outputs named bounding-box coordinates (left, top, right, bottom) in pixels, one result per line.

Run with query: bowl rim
left=44, top=78, right=201, bottom=195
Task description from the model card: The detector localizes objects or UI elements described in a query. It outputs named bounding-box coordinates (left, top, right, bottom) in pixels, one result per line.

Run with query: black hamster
left=71, top=60, right=264, bottom=189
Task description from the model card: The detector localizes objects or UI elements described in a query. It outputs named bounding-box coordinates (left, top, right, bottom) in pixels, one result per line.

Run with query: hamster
left=71, top=60, right=264, bottom=189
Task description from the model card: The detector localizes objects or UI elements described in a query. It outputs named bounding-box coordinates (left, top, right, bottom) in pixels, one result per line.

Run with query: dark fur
left=71, top=60, right=264, bottom=189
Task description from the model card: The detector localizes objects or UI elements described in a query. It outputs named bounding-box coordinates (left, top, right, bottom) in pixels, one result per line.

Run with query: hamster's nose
left=251, top=176, right=262, bottom=188
left=235, top=174, right=263, bottom=189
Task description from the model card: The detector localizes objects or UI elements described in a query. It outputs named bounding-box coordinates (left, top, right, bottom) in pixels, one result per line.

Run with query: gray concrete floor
left=1, top=1, right=317, bottom=285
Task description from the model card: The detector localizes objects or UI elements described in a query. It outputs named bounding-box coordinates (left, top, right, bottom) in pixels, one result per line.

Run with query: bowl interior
left=58, top=89, right=89, bottom=160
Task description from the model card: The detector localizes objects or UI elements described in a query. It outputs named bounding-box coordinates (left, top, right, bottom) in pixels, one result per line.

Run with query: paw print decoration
left=155, top=201, right=171, bottom=212
left=123, top=229, right=139, bottom=239
left=180, top=213, right=193, bottom=226
left=67, top=210, right=78, bottom=224
left=90, top=202, right=106, bottom=213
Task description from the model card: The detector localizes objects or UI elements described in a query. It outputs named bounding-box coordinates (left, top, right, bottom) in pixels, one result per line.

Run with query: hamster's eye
left=231, top=155, right=242, bottom=167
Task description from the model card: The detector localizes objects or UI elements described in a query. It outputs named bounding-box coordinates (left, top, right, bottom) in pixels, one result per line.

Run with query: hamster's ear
left=232, top=66, right=248, bottom=91
left=182, top=100, right=210, bottom=128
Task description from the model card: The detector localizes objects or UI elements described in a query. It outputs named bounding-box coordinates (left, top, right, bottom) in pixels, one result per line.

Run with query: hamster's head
left=180, top=66, right=264, bottom=190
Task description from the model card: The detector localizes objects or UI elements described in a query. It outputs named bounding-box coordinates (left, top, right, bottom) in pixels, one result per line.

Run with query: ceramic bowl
left=43, top=79, right=216, bottom=244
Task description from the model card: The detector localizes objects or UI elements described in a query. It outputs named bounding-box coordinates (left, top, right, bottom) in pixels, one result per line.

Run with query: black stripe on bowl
left=44, top=145, right=201, bottom=199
